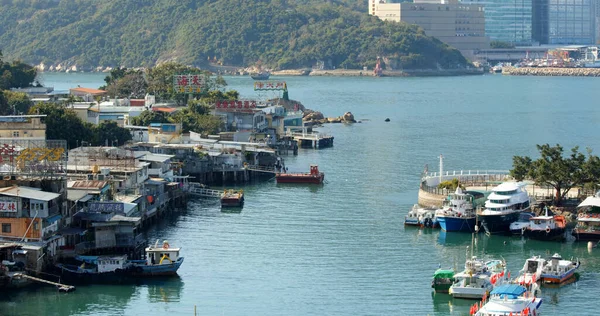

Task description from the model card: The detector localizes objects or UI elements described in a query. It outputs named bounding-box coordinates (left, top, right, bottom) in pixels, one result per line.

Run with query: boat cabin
left=146, top=241, right=181, bottom=265
left=97, top=255, right=128, bottom=273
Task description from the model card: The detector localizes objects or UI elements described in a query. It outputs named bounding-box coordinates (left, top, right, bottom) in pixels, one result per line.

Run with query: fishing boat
left=129, top=240, right=184, bottom=276
left=431, top=268, right=455, bottom=293
left=435, top=188, right=485, bottom=232
left=515, top=255, right=545, bottom=285
left=275, top=165, right=324, bottom=184
left=539, top=253, right=579, bottom=284
left=572, top=192, right=600, bottom=241
left=449, top=256, right=508, bottom=299
left=405, top=204, right=438, bottom=228
left=55, top=255, right=132, bottom=283
left=221, top=189, right=244, bottom=207
left=250, top=71, right=270, bottom=80
left=508, top=212, right=535, bottom=235
left=477, top=182, right=531, bottom=235
left=473, top=284, right=543, bottom=316
left=523, top=207, right=566, bottom=241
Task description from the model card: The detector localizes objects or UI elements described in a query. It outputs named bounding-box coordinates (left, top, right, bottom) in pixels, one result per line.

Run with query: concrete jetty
left=502, top=66, right=600, bottom=77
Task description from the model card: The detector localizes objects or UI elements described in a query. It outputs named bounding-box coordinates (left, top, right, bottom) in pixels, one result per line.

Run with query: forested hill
left=0, top=0, right=468, bottom=70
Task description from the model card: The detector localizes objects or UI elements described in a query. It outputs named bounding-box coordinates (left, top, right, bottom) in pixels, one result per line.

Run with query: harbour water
left=3, top=73, right=600, bottom=315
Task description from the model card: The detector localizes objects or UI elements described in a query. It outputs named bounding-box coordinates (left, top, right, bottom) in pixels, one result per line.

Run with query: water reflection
left=275, top=183, right=325, bottom=193
left=143, top=275, right=184, bottom=303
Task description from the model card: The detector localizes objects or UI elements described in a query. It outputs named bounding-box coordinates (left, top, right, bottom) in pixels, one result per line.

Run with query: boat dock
left=13, top=273, right=75, bottom=292
left=186, top=183, right=223, bottom=198
left=285, top=128, right=334, bottom=149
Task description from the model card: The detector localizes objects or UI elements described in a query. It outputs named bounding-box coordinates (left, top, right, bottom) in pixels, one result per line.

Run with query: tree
left=4, top=91, right=33, bottom=114
left=28, top=102, right=94, bottom=149
left=129, top=110, right=170, bottom=127
left=93, top=121, right=132, bottom=146
left=105, top=71, right=148, bottom=98
left=0, top=59, right=37, bottom=90
left=510, top=144, right=598, bottom=205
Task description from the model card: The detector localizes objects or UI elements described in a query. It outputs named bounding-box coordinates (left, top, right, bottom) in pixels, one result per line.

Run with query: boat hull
left=437, top=216, right=476, bottom=232
left=404, top=219, right=420, bottom=226
left=130, top=258, right=184, bottom=276
left=432, top=282, right=453, bottom=293
left=541, top=267, right=577, bottom=284
left=54, top=264, right=132, bottom=284
left=221, top=197, right=244, bottom=207
left=478, top=212, right=521, bottom=234
left=571, top=229, right=600, bottom=241
left=524, top=228, right=565, bottom=241
left=275, top=173, right=324, bottom=184
left=449, top=287, right=489, bottom=299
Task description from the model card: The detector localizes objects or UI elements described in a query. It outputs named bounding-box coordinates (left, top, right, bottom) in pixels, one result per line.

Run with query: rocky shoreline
left=502, top=66, right=600, bottom=77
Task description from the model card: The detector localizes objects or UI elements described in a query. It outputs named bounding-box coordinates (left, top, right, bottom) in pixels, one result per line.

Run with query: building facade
left=533, top=0, right=596, bottom=45
left=372, top=0, right=488, bottom=57
left=0, top=115, right=46, bottom=141
left=461, top=0, right=533, bottom=45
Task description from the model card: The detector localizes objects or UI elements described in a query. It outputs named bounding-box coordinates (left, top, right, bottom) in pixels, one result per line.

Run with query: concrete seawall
left=269, top=68, right=484, bottom=77
left=503, top=66, right=600, bottom=77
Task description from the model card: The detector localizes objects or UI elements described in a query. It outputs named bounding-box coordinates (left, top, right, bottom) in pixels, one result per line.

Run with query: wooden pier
left=13, top=273, right=75, bottom=292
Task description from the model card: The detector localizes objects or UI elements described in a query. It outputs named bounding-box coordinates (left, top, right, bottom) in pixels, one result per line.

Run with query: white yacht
left=474, top=284, right=543, bottom=316
left=477, top=182, right=531, bottom=234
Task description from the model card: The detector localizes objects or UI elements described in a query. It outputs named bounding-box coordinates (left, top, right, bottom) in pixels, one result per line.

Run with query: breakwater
left=502, top=66, right=600, bottom=77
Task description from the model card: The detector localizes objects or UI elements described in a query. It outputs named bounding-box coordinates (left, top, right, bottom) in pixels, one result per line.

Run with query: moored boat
left=515, top=255, right=545, bottom=285
left=509, top=212, right=535, bottom=235
left=572, top=192, right=600, bottom=241
left=405, top=204, right=438, bottom=228
left=221, top=189, right=244, bottom=208
left=275, top=165, right=324, bottom=184
left=539, top=253, right=579, bottom=284
left=523, top=207, right=566, bottom=241
left=250, top=72, right=270, bottom=80
left=55, top=255, right=133, bottom=284
left=431, top=268, right=455, bottom=293
left=477, top=182, right=531, bottom=235
left=129, top=240, right=184, bottom=276
left=449, top=256, right=508, bottom=300
left=435, top=188, right=485, bottom=232
left=474, top=284, right=543, bottom=316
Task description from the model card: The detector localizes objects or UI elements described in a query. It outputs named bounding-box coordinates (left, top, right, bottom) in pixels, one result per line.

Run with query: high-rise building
left=371, top=0, right=488, bottom=58
left=461, top=0, right=533, bottom=45
left=532, top=0, right=596, bottom=45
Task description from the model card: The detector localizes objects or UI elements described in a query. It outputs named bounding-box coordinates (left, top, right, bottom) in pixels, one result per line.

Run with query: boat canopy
left=433, top=269, right=454, bottom=278
left=490, top=284, right=526, bottom=299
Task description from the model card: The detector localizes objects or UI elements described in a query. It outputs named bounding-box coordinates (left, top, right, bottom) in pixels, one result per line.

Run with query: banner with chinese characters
left=89, top=202, right=125, bottom=213
left=0, top=200, right=17, bottom=213
left=173, top=74, right=205, bottom=93
left=215, top=100, right=257, bottom=111
left=0, top=140, right=67, bottom=177
left=253, top=81, right=287, bottom=91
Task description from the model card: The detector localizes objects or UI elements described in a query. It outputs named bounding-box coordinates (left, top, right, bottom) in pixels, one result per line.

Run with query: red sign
left=0, top=201, right=17, bottom=213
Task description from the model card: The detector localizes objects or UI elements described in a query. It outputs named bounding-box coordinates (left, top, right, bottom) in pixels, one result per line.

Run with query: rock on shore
left=303, top=110, right=357, bottom=125
left=503, top=66, right=600, bottom=77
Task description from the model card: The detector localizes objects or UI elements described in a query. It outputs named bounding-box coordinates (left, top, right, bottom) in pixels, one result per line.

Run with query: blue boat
left=55, top=255, right=133, bottom=284
left=129, top=240, right=184, bottom=276
left=435, top=188, right=485, bottom=232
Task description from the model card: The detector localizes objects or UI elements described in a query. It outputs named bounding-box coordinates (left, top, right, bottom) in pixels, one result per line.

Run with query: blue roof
left=491, top=284, right=526, bottom=298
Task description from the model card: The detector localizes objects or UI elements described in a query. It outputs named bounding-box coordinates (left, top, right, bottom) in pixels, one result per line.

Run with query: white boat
left=474, top=284, right=543, bottom=316
left=450, top=257, right=508, bottom=299
left=477, top=182, right=531, bottom=234
left=515, top=255, right=545, bottom=285
left=509, top=211, right=535, bottom=235
left=405, top=204, right=438, bottom=228
left=539, top=253, right=580, bottom=284
left=523, top=207, right=567, bottom=241
left=572, top=191, right=600, bottom=241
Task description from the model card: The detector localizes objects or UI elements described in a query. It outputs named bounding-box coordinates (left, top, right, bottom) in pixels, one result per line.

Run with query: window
left=12, top=131, right=19, bottom=137
left=2, top=223, right=11, bottom=233
left=33, top=222, right=38, bottom=231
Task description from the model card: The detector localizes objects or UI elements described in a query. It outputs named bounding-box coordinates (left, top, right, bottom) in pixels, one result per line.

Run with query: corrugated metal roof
left=0, top=186, right=60, bottom=201
left=67, top=180, right=109, bottom=190
left=67, top=189, right=90, bottom=201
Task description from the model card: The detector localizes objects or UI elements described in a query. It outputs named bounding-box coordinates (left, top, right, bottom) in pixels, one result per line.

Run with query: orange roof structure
left=69, top=87, right=108, bottom=95
left=152, top=107, right=178, bottom=114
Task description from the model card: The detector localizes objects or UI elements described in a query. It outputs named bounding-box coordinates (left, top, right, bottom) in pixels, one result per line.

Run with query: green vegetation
left=490, top=41, right=516, bottom=49
left=510, top=144, right=600, bottom=205
left=438, top=179, right=464, bottom=191
left=0, top=0, right=469, bottom=70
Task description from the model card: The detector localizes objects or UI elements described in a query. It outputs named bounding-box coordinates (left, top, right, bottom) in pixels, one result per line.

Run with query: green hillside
left=0, top=0, right=468, bottom=70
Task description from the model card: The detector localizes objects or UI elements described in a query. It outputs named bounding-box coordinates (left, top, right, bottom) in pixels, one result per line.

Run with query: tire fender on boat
left=546, top=226, right=551, bottom=234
